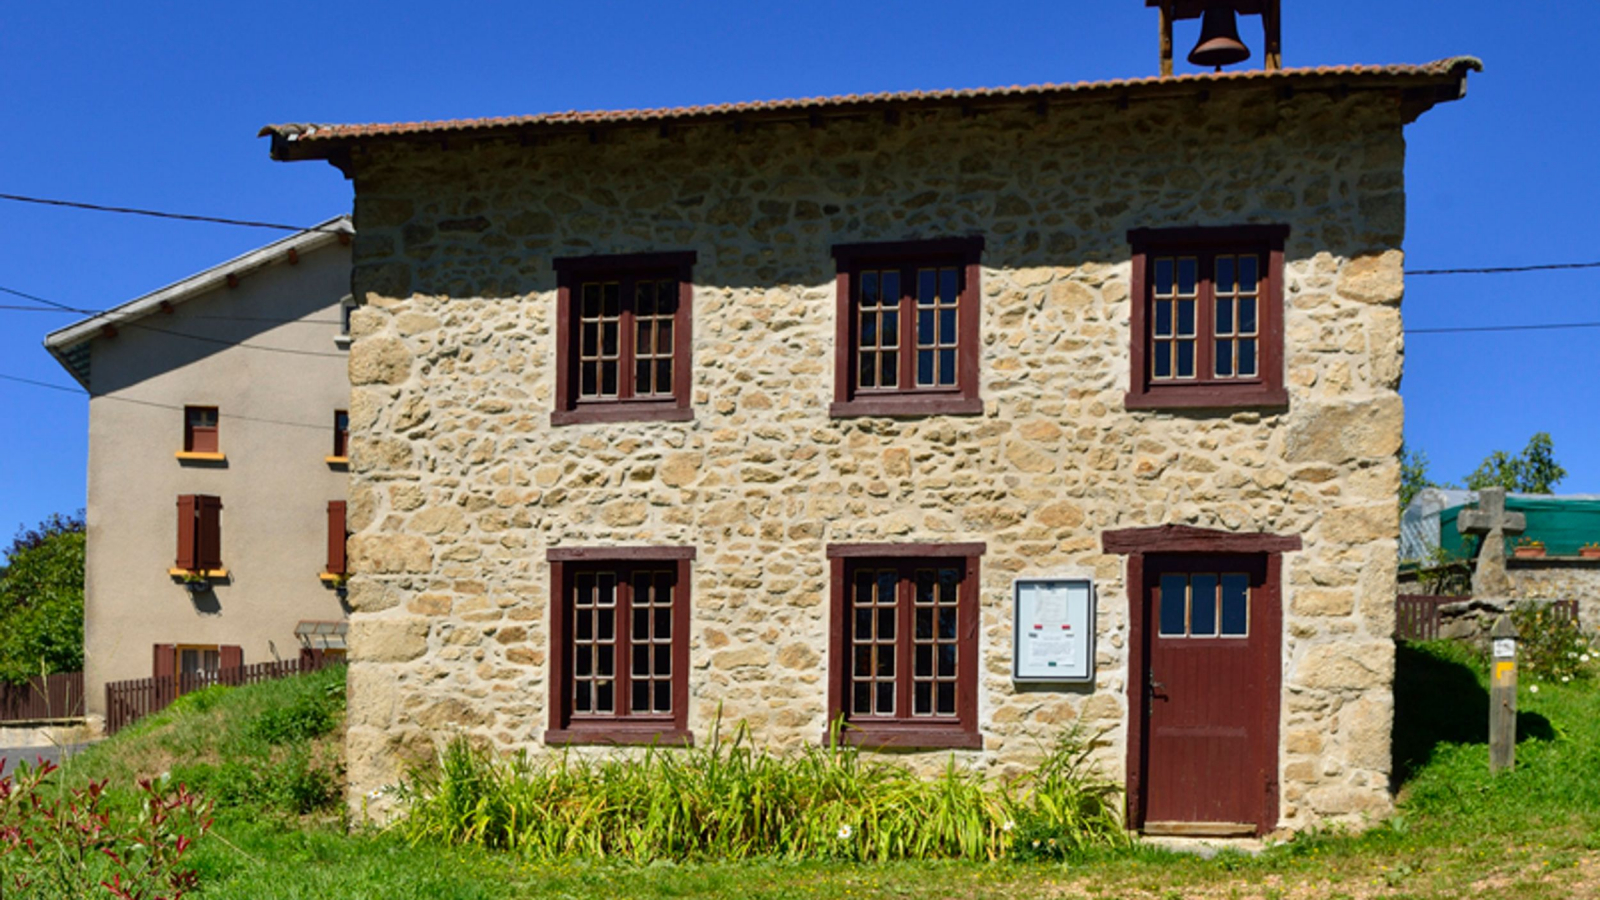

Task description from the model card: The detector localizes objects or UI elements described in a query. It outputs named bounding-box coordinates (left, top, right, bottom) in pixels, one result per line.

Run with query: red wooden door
left=1140, top=553, right=1277, bottom=835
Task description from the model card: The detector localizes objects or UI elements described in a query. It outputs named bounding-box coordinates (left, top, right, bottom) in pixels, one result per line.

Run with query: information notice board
left=1012, top=577, right=1094, bottom=683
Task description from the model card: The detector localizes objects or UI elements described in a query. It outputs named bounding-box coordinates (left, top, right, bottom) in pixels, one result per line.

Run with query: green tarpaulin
left=1440, top=496, right=1600, bottom=557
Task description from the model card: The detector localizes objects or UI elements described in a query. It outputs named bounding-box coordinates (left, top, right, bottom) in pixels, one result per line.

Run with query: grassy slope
left=40, top=645, right=1600, bottom=899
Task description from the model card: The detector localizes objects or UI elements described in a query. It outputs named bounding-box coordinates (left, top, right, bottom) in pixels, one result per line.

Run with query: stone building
left=43, top=220, right=353, bottom=720
left=264, top=56, right=1478, bottom=836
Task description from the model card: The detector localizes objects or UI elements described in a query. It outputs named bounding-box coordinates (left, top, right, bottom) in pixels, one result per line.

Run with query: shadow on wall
left=1390, top=641, right=1554, bottom=790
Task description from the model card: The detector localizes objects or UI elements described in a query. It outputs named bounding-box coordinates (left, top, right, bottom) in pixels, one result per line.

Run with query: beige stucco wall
left=82, top=241, right=351, bottom=716
left=339, top=86, right=1411, bottom=833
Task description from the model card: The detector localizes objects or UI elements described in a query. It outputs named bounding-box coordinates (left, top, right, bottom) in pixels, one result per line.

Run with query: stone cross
left=1457, top=487, right=1525, bottom=597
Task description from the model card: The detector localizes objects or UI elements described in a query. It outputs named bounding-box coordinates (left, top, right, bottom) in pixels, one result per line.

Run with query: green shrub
left=171, top=746, right=341, bottom=815
left=395, top=722, right=1128, bottom=863
left=1511, top=603, right=1597, bottom=685
left=248, top=682, right=340, bottom=745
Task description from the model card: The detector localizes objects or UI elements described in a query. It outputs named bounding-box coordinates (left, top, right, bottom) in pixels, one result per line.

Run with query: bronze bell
left=1187, top=4, right=1252, bottom=69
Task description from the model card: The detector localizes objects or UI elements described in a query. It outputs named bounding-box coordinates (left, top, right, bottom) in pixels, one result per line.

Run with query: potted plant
left=1513, top=537, right=1547, bottom=559
left=1582, top=542, right=1600, bottom=560
left=178, top=570, right=210, bottom=593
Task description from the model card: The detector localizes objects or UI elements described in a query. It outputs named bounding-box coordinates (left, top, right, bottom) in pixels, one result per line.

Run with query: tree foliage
left=0, top=510, right=85, bottom=684
left=1463, top=432, right=1566, bottom=495
left=1399, top=442, right=1433, bottom=511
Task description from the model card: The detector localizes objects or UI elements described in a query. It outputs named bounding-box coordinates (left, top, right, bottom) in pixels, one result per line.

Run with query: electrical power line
left=0, top=372, right=335, bottom=431
left=0, top=192, right=341, bottom=234
left=1406, top=261, right=1600, bottom=276
left=1407, top=321, right=1600, bottom=335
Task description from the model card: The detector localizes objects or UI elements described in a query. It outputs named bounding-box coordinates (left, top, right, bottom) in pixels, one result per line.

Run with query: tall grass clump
left=396, top=722, right=1128, bottom=863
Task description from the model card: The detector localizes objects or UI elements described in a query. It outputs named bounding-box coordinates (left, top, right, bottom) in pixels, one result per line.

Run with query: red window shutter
left=220, top=645, right=243, bottom=672
left=327, top=501, right=347, bottom=575
left=153, top=644, right=176, bottom=679
left=176, top=496, right=198, bottom=570
left=197, top=495, right=223, bottom=570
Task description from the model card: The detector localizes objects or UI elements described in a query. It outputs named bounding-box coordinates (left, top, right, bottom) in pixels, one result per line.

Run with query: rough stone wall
left=341, top=87, right=1409, bottom=833
left=1509, top=563, right=1600, bottom=630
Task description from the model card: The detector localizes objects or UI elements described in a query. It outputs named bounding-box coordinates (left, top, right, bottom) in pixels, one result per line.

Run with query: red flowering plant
left=0, top=758, right=212, bottom=899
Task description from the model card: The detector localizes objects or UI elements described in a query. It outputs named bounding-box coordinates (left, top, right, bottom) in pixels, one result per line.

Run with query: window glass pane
left=581, top=283, right=601, bottom=317
left=936, top=682, right=956, bottom=716
left=1177, top=300, right=1195, bottom=336
left=596, top=680, right=614, bottom=713
left=1154, top=300, right=1173, bottom=337
left=576, top=609, right=592, bottom=641
left=854, top=645, right=872, bottom=677
left=575, top=644, right=592, bottom=676
left=632, top=645, right=649, bottom=677
left=1176, top=341, right=1195, bottom=378
left=1153, top=342, right=1171, bottom=379
left=855, top=607, right=872, bottom=641
left=937, top=608, right=956, bottom=640
left=860, top=270, right=878, bottom=305
left=1221, top=574, right=1249, bottom=635
left=918, top=269, right=937, bottom=306
left=876, top=645, right=895, bottom=676
left=576, top=680, right=592, bottom=712
left=635, top=360, right=651, bottom=395
left=938, top=308, right=957, bottom=344
left=940, top=269, right=959, bottom=305
left=881, top=312, right=898, bottom=347
left=937, top=644, right=957, bottom=677
left=1177, top=258, right=1198, bottom=295
left=918, top=307, right=935, bottom=345
left=632, top=606, right=649, bottom=641
left=601, top=283, right=620, bottom=317
left=601, top=361, right=618, bottom=396
left=1215, top=340, right=1233, bottom=377
left=580, top=362, right=598, bottom=397
left=597, top=643, right=614, bottom=674
left=876, top=681, right=895, bottom=715
left=1191, top=575, right=1218, bottom=636
left=1238, top=297, right=1257, bottom=335
left=915, top=644, right=932, bottom=677
left=1215, top=297, right=1233, bottom=335
left=632, top=681, right=649, bottom=713
left=1154, top=258, right=1174, bottom=295
left=1216, top=256, right=1235, bottom=294
left=654, top=680, right=671, bottom=713
left=654, top=604, right=671, bottom=640
left=882, top=271, right=900, bottom=306
left=1159, top=575, right=1187, bottom=636
left=938, top=569, right=959, bottom=603
left=914, top=681, right=932, bottom=715
left=602, top=322, right=618, bottom=356
left=853, top=682, right=871, bottom=714
left=915, top=607, right=933, bottom=640
left=939, top=349, right=956, bottom=385
left=1239, top=255, right=1258, bottom=293
left=880, top=351, right=898, bottom=388
left=1238, top=339, right=1257, bottom=377
left=597, top=607, right=614, bottom=641
left=654, top=648, right=670, bottom=676
left=917, top=350, right=934, bottom=386
left=878, top=608, right=896, bottom=641
left=858, top=352, right=876, bottom=388
left=636, top=281, right=656, bottom=316
left=656, top=359, right=672, bottom=394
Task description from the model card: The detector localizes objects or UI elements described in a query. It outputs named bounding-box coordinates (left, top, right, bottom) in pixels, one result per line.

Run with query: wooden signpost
left=1489, top=615, right=1518, bottom=773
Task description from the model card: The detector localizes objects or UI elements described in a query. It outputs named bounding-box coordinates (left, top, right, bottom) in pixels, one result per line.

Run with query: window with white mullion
left=856, top=269, right=901, bottom=391
left=850, top=567, right=900, bottom=716
left=572, top=570, right=619, bottom=715
left=578, top=282, right=623, bottom=400
left=1151, top=256, right=1199, bottom=380
left=1213, top=254, right=1260, bottom=379
left=632, top=279, right=676, bottom=398
left=627, top=568, right=675, bottom=715
left=915, top=267, right=960, bottom=388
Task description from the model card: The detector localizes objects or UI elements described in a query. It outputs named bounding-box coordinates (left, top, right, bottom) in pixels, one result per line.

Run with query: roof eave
left=261, top=58, right=1481, bottom=164
left=41, top=215, right=353, bottom=384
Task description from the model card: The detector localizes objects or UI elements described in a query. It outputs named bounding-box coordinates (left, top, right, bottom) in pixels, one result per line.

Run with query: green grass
left=19, top=643, right=1600, bottom=898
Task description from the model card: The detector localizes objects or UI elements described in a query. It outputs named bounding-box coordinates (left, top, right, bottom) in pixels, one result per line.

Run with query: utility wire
left=0, top=192, right=342, bottom=234
left=3, top=189, right=1599, bottom=276
left=0, top=372, right=335, bottom=431
left=1407, top=261, right=1600, bottom=276
left=1407, top=321, right=1600, bottom=335
left=0, top=298, right=338, bottom=325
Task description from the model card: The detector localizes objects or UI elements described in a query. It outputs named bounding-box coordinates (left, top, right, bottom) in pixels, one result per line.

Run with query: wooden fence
left=1396, top=594, right=1580, bottom=642
left=105, top=655, right=337, bottom=736
left=0, top=672, right=85, bottom=722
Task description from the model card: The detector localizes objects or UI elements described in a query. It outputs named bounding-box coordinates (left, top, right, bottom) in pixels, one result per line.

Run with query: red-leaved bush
left=0, top=758, right=212, bottom=899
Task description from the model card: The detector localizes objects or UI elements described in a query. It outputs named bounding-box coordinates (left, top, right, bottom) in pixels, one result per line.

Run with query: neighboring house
left=1402, top=487, right=1600, bottom=626
left=264, top=48, right=1477, bottom=835
left=43, top=218, right=354, bottom=720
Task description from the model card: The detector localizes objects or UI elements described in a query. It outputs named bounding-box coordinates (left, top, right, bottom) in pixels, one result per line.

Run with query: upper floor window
left=182, top=406, right=219, bottom=455
left=175, top=494, right=223, bottom=573
left=1126, top=225, right=1288, bottom=410
left=335, top=295, right=356, bottom=348
left=831, top=238, right=984, bottom=418
left=330, top=410, right=350, bottom=462
left=825, top=542, right=984, bottom=749
left=552, top=252, right=696, bottom=426
left=545, top=546, right=695, bottom=746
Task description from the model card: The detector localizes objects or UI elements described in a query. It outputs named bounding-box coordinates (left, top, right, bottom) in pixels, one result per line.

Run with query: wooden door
left=1139, top=553, right=1278, bottom=835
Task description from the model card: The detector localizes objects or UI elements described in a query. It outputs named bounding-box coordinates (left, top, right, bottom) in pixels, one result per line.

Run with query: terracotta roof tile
left=261, top=57, right=1479, bottom=152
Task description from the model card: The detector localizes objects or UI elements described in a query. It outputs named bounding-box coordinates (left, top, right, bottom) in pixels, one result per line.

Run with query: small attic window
left=336, top=296, right=356, bottom=348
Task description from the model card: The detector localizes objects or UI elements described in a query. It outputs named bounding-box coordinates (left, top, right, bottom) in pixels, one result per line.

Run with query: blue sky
left=2, top=1, right=1597, bottom=533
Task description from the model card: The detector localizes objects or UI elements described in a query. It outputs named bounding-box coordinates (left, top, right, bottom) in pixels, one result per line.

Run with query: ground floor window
left=545, top=547, right=694, bottom=746
left=826, top=542, right=985, bottom=749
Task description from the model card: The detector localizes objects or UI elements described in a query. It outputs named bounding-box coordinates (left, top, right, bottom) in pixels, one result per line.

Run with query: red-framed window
left=831, top=237, right=984, bottom=418
left=153, top=643, right=241, bottom=695
left=1126, top=225, right=1288, bottom=410
left=326, top=501, right=347, bottom=576
left=175, top=495, right=223, bottom=571
left=332, top=410, right=349, bottom=459
left=545, top=546, right=695, bottom=746
left=552, top=252, right=695, bottom=426
left=825, top=542, right=984, bottom=749
left=183, top=406, right=219, bottom=453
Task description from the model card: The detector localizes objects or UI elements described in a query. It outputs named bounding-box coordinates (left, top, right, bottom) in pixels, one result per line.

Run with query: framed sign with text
left=1012, top=577, right=1094, bottom=683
